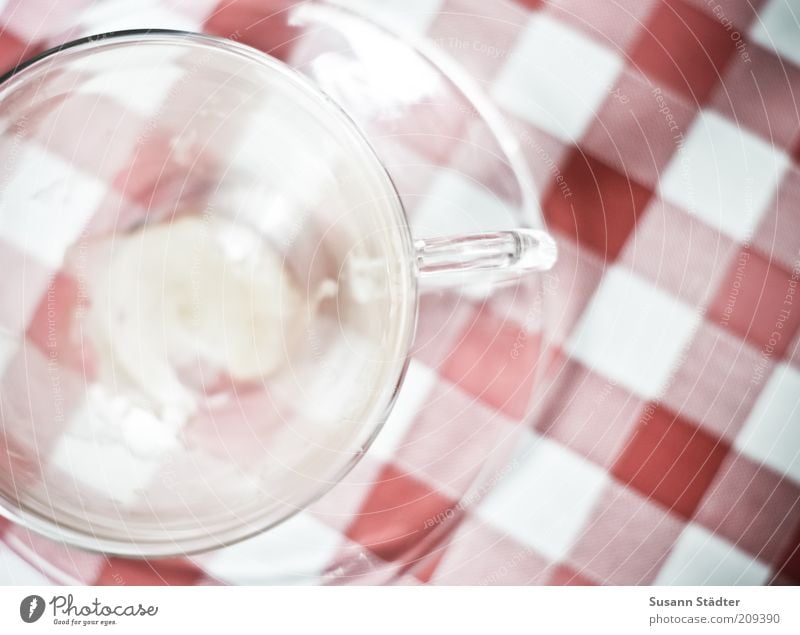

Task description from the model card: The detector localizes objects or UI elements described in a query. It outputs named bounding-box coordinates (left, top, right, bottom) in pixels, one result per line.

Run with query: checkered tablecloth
left=0, top=0, right=799, bottom=586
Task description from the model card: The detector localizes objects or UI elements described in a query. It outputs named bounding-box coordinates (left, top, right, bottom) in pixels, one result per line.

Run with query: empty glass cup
left=0, top=20, right=556, bottom=555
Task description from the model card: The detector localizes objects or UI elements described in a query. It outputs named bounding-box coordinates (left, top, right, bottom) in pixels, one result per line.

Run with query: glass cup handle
left=414, top=229, right=557, bottom=284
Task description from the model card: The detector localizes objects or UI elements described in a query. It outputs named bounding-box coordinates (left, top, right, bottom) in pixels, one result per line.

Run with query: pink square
left=4, top=526, right=103, bottom=584
left=28, top=94, right=145, bottom=181
left=582, top=70, right=698, bottom=189
left=663, top=321, right=776, bottom=443
left=427, top=0, right=527, bottom=87
left=180, top=386, right=289, bottom=468
left=95, top=557, right=206, bottom=586
left=0, top=238, right=51, bottom=336
left=533, top=353, right=645, bottom=469
left=395, top=380, right=520, bottom=495
left=567, top=483, right=685, bottom=584
left=710, top=43, right=800, bottom=152
left=204, top=0, right=302, bottom=62
left=695, top=452, right=800, bottom=565
left=323, top=541, right=422, bottom=585
left=620, top=197, right=737, bottom=306
left=432, top=516, right=551, bottom=584
left=112, top=130, right=219, bottom=216
left=411, top=292, right=478, bottom=370
left=0, top=342, right=85, bottom=483
left=545, top=0, right=660, bottom=51
left=629, top=0, right=738, bottom=103
left=441, top=305, right=542, bottom=420
left=309, top=456, right=386, bottom=534
left=752, top=167, right=800, bottom=274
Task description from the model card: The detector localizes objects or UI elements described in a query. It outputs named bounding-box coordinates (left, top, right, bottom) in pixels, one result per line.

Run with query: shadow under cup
left=0, top=34, right=417, bottom=554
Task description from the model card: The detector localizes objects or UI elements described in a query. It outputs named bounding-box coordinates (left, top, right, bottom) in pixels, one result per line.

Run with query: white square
left=338, top=0, right=443, bottom=34
left=205, top=513, right=342, bottom=585
left=79, top=56, right=184, bottom=117
left=750, top=0, right=800, bottom=67
left=0, top=145, right=107, bottom=268
left=658, top=110, right=789, bottom=241
left=492, top=13, right=623, bottom=143
left=366, top=359, right=437, bottom=461
left=735, top=363, right=800, bottom=483
left=75, top=0, right=203, bottom=35
left=0, top=543, right=51, bottom=585
left=566, top=266, right=701, bottom=399
left=476, top=431, right=608, bottom=561
left=48, top=435, right=164, bottom=507
left=47, top=388, right=183, bottom=506
left=655, top=524, right=771, bottom=585
left=413, top=172, right=519, bottom=238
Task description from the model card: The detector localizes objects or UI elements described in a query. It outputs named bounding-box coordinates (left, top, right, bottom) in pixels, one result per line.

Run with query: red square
left=345, top=464, right=457, bottom=565
left=612, top=404, right=730, bottom=518
left=95, top=557, right=206, bottom=586
left=774, top=521, right=800, bottom=584
left=440, top=305, right=541, bottom=420
left=710, top=44, right=800, bottom=152
left=680, top=0, right=766, bottom=31
left=547, top=564, right=598, bottom=586
left=707, top=246, right=800, bottom=358
left=0, top=31, right=38, bottom=75
left=25, top=273, right=93, bottom=375
left=514, top=0, right=544, bottom=10
left=542, top=150, right=654, bottom=261
left=695, top=453, right=800, bottom=565
left=204, top=0, right=301, bottom=62
left=630, top=0, right=737, bottom=103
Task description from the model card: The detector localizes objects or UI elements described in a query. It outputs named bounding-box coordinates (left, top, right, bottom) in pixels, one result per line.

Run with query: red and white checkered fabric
left=1, top=0, right=799, bottom=586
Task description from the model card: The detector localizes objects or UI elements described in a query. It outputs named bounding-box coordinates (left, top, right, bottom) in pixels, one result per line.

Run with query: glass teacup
left=0, top=24, right=556, bottom=556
